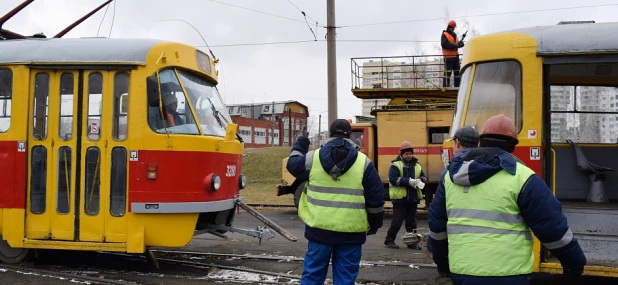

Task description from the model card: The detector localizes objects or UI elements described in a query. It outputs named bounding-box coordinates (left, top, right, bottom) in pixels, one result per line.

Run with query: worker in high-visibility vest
left=286, top=119, right=385, bottom=285
left=384, top=140, right=426, bottom=249
left=428, top=114, right=586, bottom=284
left=441, top=20, right=464, bottom=88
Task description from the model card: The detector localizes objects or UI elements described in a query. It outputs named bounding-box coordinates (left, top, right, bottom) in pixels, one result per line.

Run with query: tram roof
left=500, top=21, right=618, bottom=55
left=0, top=37, right=166, bottom=65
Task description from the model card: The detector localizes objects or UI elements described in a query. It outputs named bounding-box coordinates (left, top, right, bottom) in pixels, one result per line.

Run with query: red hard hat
left=448, top=20, right=457, bottom=28
left=400, top=140, right=413, bottom=152
left=480, top=114, right=519, bottom=143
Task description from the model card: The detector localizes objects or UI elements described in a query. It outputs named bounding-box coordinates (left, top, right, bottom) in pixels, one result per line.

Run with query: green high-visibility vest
left=389, top=161, right=423, bottom=200
left=443, top=162, right=536, bottom=276
left=298, top=149, right=370, bottom=233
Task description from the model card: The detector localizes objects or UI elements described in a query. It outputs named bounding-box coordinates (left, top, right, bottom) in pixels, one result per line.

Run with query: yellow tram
left=0, top=34, right=297, bottom=264
left=442, top=21, right=618, bottom=277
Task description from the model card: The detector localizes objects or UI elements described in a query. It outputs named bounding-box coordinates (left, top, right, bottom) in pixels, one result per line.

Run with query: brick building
left=227, top=100, right=309, bottom=148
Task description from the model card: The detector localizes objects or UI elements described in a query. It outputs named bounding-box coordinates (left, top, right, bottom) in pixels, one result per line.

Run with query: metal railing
left=351, top=55, right=463, bottom=90
left=369, top=102, right=455, bottom=116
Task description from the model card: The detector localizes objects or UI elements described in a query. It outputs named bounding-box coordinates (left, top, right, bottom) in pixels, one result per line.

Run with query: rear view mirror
left=147, top=76, right=160, bottom=107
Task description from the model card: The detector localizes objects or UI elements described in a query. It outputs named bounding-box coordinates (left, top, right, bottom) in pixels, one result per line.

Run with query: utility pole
left=270, top=101, right=275, bottom=147
left=326, top=0, right=338, bottom=126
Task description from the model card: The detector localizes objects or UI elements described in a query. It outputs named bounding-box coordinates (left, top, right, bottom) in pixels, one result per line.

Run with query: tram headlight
left=204, top=173, right=222, bottom=192
left=213, top=174, right=221, bottom=191
left=239, top=174, right=247, bottom=190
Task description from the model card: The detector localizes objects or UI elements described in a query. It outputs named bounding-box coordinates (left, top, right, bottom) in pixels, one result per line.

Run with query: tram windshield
left=449, top=61, right=522, bottom=136
left=177, top=69, right=232, bottom=137
left=148, top=68, right=232, bottom=137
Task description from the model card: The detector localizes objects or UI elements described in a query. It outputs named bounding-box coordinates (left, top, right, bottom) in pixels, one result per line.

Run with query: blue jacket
left=388, top=155, right=427, bottom=204
left=428, top=147, right=586, bottom=283
left=286, top=136, right=385, bottom=245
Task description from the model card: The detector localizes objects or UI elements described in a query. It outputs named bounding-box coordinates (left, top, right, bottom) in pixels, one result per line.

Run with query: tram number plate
left=226, top=165, right=236, bottom=177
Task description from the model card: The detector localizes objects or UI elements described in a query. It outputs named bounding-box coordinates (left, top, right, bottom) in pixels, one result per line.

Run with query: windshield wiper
left=205, top=97, right=243, bottom=143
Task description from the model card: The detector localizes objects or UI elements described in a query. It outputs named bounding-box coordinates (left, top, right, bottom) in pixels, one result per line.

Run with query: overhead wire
left=285, top=0, right=322, bottom=40
left=96, top=1, right=111, bottom=37
left=285, top=0, right=323, bottom=26
left=338, top=3, right=618, bottom=28
left=108, top=0, right=117, bottom=37
left=202, top=39, right=438, bottom=48
left=205, top=0, right=306, bottom=24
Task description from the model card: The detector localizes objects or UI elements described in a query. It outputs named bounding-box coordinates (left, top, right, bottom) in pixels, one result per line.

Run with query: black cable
left=157, top=19, right=217, bottom=59
left=202, top=39, right=439, bottom=48
left=286, top=0, right=323, bottom=26
left=205, top=0, right=305, bottom=24
left=339, top=4, right=618, bottom=28
left=108, top=0, right=117, bottom=37
left=96, top=2, right=110, bottom=37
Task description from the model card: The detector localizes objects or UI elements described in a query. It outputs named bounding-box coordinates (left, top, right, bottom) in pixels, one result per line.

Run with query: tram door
left=25, top=69, right=129, bottom=243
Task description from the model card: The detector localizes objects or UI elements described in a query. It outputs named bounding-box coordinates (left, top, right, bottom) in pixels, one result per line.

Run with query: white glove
left=408, top=179, right=418, bottom=187
left=416, top=179, right=426, bottom=190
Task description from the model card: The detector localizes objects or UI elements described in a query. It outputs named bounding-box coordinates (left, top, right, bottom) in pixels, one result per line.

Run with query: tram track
left=24, top=250, right=303, bottom=284
left=0, top=263, right=137, bottom=285
left=245, top=203, right=431, bottom=214
left=149, top=249, right=437, bottom=268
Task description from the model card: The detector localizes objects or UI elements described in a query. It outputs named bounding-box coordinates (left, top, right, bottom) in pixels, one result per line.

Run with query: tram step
left=562, top=204, right=618, bottom=265
left=23, top=239, right=127, bottom=252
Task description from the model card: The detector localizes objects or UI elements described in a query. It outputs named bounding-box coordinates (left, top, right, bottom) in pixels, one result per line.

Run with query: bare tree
left=307, top=115, right=318, bottom=137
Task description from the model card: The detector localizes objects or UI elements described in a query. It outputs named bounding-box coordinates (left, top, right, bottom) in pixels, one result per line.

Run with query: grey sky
left=1, top=0, right=617, bottom=133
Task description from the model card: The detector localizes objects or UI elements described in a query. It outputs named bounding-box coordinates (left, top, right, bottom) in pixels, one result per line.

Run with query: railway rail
left=0, top=263, right=136, bottom=285
left=245, top=203, right=430, bottom=215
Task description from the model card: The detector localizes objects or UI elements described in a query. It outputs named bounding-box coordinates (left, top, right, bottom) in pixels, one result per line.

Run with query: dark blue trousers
left=301, top=241, right=362, bottom=285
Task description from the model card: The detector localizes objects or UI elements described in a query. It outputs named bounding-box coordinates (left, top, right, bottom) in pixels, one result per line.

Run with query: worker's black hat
left=329, top=119, right=352, bottom=137
left=452, top=126, right=479, bottom=145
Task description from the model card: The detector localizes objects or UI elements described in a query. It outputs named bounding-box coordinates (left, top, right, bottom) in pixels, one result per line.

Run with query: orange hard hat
left=400, top=140, right=414, bottom=152
left=448, top=20, right=457, bottom=28
left=480, top=114, right=519, bottom=143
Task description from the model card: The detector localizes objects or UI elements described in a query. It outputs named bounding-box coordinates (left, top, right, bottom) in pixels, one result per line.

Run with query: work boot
left=384, top=241, right=399, bottom=249
left=407, top=243, right=422, bottom=250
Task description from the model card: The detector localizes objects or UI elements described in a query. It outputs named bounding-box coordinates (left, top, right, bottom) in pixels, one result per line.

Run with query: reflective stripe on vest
left=444, top=162, right=536, bottom=276
left=298, top=149, right=370, bottom=232
left=442, top=31, right=459, bottom=59
left=389, top=161, right=422, bottom=200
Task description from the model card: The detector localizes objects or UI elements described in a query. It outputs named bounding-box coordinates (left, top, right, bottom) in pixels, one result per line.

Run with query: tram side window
left=59, top=73, right=74, bottom=141
left=85, top=147, right=101, bottom=215
left=0, top=68, right=12, bottom=133
left=30, top=146, right=47, bottom=214
left=56, top=146, right=71, bottom=214
left=550, top=85, right=618, bottom=144
left=429, top=127, right=450, bottom=144
left=33, top=73, right=50, bottom=140
left=110, top=147, right=127, bottom=217
left=113, top=72, right=129, bottom=141
left=463, top=61, right=522, bottom=132
left=87, top=72, right=103, bottom=141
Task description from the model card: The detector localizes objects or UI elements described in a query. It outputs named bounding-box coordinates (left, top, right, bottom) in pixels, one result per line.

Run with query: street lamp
left=318, top=111, right=328, bottom=147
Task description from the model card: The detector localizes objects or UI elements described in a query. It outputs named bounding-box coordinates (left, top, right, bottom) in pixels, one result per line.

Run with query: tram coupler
left=236, top=200, right=298, bottom=242
left=203, top=224, right=275, bottom=244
